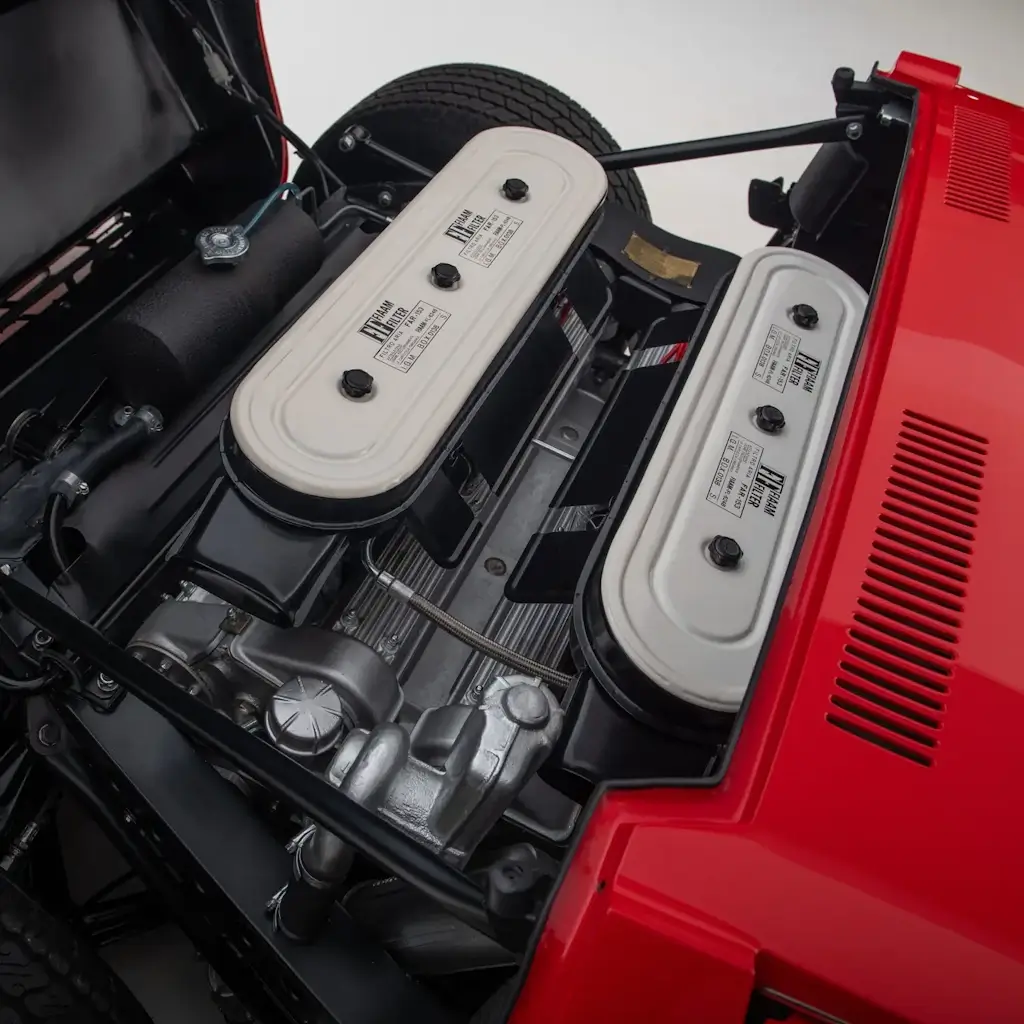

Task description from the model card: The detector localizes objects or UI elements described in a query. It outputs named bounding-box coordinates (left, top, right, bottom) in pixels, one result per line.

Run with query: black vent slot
left=944, top=105, right=1011, bottom=222
left=827, top=412, right=989, bottom=767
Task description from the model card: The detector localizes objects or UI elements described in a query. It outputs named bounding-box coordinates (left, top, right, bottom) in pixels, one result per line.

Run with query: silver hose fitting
left=360, top=540, right=575, bottom=690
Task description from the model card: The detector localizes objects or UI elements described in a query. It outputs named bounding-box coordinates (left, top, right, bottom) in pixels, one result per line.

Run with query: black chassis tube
left=1, top=575, right=490, bottom=930
left=39, top=693, right=453, bottom=1024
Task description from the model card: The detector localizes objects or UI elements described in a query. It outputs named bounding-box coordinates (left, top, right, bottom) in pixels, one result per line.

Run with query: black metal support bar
left=0, top=575, right=492, bottom=935
left=597, top=116, right=865, bottom=172
left=341, top=125, right=436, bottom=180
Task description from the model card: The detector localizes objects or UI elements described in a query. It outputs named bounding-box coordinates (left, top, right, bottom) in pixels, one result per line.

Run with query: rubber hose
left=406, top=594, right=575, bottom=690
left=66, top=416, right=151, bottom=486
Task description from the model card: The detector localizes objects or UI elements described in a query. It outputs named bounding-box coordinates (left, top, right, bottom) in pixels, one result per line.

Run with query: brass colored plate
left=623, top=233, right=700, bottom=286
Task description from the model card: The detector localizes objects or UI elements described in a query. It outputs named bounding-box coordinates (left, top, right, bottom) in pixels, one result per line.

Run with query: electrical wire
left=166, top=0, right=341, bottom=200
left=0, top=649, right=78, bottom=694
left=45, top=494, right=70, bottom=578
left=242, top=182, right=301, bottom=235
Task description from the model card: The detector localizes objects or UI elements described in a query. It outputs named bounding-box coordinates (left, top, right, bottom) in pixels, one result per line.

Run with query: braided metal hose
left=361, top=541, right=575, bottom=690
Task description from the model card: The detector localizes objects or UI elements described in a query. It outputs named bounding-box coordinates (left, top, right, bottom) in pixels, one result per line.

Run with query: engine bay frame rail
left=41, top=692, right=455, bottom=1024
left=0, top=573, right=497, bottom=938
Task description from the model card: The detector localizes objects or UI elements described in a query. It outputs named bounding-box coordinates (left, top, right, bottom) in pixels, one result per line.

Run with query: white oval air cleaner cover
left=230, top=126, right=607, bottom=500
left=600, top=247, right=867, bottom=713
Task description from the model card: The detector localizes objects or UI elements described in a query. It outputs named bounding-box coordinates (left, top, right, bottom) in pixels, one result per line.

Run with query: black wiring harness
left=166, top=0, right=342, bottom=202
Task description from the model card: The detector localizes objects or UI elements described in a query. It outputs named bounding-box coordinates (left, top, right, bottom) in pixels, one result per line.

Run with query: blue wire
left=242, top=182, right=302, bottom=236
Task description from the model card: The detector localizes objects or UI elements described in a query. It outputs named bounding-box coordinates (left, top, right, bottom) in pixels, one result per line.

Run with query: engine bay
left=0, top=44, right=910, bottom=1019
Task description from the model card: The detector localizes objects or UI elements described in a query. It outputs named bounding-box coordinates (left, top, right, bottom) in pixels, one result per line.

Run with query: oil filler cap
left=265, top=677, right=349, bottom=758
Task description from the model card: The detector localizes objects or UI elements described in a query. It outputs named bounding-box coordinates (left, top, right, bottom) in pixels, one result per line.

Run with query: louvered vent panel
left=827, top=412, right=989, bottom=766
left=944, top=105, right=1011, bottom=222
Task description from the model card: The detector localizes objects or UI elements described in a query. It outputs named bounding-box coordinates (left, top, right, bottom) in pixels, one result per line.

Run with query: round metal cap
left=754, top=404, right=786, bottom=433
left=501, top=177, right=529, bottom=201
left=502, top=684, right=550, bottom=729
left=265, top=676, right=349, bottom=758
left=431, top=262, right=461, bottom=289
left=708, top=535, right=743, bottom=569
left=790, top=303, right=819, bottom=329
left=339, top=368, right=374, bottom=399
left=195, top=225, right=249, bottom=266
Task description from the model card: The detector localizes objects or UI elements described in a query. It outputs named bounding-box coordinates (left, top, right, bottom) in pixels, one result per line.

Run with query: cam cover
left=600, top=247, right=867, bottom=713
left=229, top=126, right=606, bottom=505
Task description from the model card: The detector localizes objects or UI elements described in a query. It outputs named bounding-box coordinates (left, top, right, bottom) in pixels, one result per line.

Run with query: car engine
left=0, top=121, right=869, bottom=967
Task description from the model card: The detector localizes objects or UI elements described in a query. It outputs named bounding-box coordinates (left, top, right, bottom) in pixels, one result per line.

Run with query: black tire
left=296, top=63, right=649, bottom=218
left=0, top=874, right=153, bottom=1023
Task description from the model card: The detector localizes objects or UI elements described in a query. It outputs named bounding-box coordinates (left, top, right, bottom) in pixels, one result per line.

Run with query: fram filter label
left=358, top=299, right=411, bottom=344
left=788, top=351, right=821, bottom=394
left=445, top=208, right=523, bottom=268
left=752, top=324, right=823, bottom=396
left=747, top=463, right=786, bottom=517
left=752, top=324, right=802, bottom=393
left=707, top=431, right=786, bottom=518
left=372, top=299, right=450, bottom=374
left=445, top=209, right=486, bottom=245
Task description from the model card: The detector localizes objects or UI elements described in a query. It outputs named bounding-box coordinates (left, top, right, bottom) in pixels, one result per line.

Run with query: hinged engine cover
left=229, top=126, right=606, bottom=508
left=599, top=247, right=867, bottom=713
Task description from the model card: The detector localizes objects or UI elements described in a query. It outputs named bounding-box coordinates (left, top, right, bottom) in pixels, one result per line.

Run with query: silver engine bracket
left=322, top=675, right=563, bottom=865
left=128, top=589, right=402, bottom=757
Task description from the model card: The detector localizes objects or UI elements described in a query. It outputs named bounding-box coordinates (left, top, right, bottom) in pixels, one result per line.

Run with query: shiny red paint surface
left=254, top=0, right=289, bottom=179
left=514, top=53, right=1024, bottom=1024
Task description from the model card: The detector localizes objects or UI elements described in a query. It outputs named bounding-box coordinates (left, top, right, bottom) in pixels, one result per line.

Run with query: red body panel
left=514, top=53, right=1024, bottom=1024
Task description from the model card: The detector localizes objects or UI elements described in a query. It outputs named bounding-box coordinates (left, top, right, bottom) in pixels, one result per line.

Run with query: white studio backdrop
left=260, top=0, right=1024, bottom=255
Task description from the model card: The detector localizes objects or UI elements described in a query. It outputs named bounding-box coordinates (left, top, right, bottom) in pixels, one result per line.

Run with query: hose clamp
left=52, top=471, right=88, bottom=503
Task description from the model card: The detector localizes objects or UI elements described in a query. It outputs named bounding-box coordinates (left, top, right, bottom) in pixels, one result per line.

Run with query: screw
left=339, top=368, right=374, bottom=399
left=484, top=557, right=507, bottom=576
left=754, top=405, right=786, bottom=434
left=338, top=133, right=356, bottom=152
left=845, top=122, right=863, bottom=140
left=76, top=480, right=90, bottom=497
left=33, top=630, right=52, bottom=649
left=37, top=723, right=59, bottom=748
left=559, top=425, right=579, bottom=442
left=430, top=263, right=461, bottom=290
left=124, top=812, right=134, bottom=826
left=339, top=610, right=360, bottom=633
left=501, top=178, right=529, bottom=201
left=97, top=673, right=118, bottom=694
left=158, top=658, right=173, bottom=674
left=790, top=304, right=819, bottom=329
left=708, top=535, right=743, bottom=569
left=378, top=634, right=400, bottom=664
left=377, top=189, right=395, bottom=209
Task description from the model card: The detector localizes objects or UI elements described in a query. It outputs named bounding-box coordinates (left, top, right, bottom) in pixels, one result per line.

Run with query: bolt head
left=431, top=262, right=461, bottom=289
left=37, top=723, right=59, bottom=748
left=501, top=178, right=529, bottom=201
left=97, top=673, right=118, bottom=694
left=484, top=556, right=507, bottom=576
left=338, top=133, right=356, bottom=152
left=755, top=405, right=786, bottom=434
left=33, top=630, right=52, bottom=648
left=845, top=122, right=863, bottom=140
left=339, top=368, right=374, bottom=399
left=708, top=535, right=743, bottom=569
left=377, top=189, right=394, bottom=209
left=790, top=303, right=819, bottom=329
left=0, top=565, right=10, bottom=576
